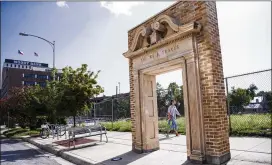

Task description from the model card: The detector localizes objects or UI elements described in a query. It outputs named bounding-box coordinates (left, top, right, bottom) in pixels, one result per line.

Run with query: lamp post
left=118, top=82, right=120, bottom=95
left=19, top=32, right=56, bottom=80
left=7, top=111, right=9, bottom=130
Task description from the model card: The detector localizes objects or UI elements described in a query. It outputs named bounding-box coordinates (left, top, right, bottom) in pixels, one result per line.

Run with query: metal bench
left=67, top=124, right=108, bottom=148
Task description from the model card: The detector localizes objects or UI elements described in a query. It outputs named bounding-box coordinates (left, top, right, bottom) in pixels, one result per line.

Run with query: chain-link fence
left=88, top=94, right=130, bottom=123
left=91, top=88, right=185, bottom=121
left=79, top=69, right=271, bottom=136
left=225, top=69, right=271, bottom=136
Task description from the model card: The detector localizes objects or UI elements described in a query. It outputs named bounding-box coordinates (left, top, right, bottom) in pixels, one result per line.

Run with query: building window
left=11, top=64, right=13, bottom=67
left=15, top=65, right=17, bottom=68
left=37, top=75, right=48, bottom=79
left=24, top=81, right=35, bottom=86
left=23, top=74, right=35, bottom=78
left=6, top=64, right=9, bottom=67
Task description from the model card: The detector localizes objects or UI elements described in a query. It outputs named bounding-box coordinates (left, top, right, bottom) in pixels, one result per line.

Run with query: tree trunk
left=73, top=115, right=76, bottom=127
left=29, top=117, right=35, bottom=130
left=51, top=110, right=57, bottom=124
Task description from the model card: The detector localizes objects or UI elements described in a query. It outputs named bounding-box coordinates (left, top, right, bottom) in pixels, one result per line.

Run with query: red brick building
left=1, top=59, right=61, bottom=98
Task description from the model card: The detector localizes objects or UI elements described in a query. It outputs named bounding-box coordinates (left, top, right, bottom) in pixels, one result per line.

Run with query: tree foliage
left=228, top=84, right=259, bottom=109
left=114, top=97, right=130, bottom=119
left=156, top=82, right=184, bottom=117
left=0, top=64, right=104, bottom=128
left=257, top=91, right=272, bottom=112
left=57, top=64, right=103, bottom=126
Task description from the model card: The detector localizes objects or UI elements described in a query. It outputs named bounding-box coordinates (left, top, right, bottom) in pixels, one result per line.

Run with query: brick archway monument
left=123, top=1, right=230, bottom=165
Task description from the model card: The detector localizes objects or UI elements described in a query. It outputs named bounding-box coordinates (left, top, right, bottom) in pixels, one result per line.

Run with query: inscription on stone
left=133, top=37, right=193, bottom=68
left=140, top=43, right=180, bottom=63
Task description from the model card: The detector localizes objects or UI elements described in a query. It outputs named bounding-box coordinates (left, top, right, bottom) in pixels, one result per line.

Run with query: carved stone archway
left=123, top=2, right=231, bottom=165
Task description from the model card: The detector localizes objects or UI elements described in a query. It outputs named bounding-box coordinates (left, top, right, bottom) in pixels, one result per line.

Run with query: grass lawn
left=101, top=114, right=271, bottom=137
left=3, top=128, right=41, bottom=138
left=230, top=114, right=271, bottom=136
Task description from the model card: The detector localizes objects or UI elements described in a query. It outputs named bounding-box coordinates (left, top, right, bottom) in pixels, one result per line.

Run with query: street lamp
left=19, top=32, right=56, bottom=80
left=118, top=82, right=120, bottom=95
left=19, top=32, right=28, bottom=36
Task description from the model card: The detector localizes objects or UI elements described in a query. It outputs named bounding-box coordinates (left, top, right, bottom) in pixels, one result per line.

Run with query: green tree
left=228, top=87, right=252, bottom=112
left=4, top=86, right=43, bottom=129
left=257, top=91, right=272, bottom=112
left=115, top=96, right=130, bottom=119
left=156, top=82, right=184, bottom=117
left=247, top=84, right=258, bottom=99
left=228, top=84, right=259, bottom=113
left=57, top=64, right=104, bottom=127
left=156, top=83, right=167, bottom=117
left=177, top=85, right=184, bottom=115
left=37, top=69, right=64, bottom=124
left=166, top=82, right=184, bottom=115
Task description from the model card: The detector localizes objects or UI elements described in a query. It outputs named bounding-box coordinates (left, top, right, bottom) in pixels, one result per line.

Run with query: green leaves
left=156, top=82, right=184, bottom=117
left=56, top=64, right=103, bottom=124
left=2, top=64, right=104, bottom=127
left=228, top=84, right=259, bottom=109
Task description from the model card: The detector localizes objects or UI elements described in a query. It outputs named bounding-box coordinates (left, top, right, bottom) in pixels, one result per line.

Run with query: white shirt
left=168, top=105, right=181, bottom=120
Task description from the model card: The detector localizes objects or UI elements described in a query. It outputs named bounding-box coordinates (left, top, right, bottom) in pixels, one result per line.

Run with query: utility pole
left=116, top=86, right=118, bottom=98
left=118, top=82, right=120, bottom=95
left=111, top=99, right=114, bottom=128
left=0, top=2, right=1, bottom=92
left=7, top=111, right=9, bottom=130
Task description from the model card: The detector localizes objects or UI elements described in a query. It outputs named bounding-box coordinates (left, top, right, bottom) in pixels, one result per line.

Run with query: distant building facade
left=1, top=59, right=61, bottom=98
left=243, top=96, right=268, bottom=113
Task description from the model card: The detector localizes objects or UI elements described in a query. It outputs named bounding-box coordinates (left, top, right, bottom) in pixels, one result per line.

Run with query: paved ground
left=28, top=131, right=272, bottom=165
left=0, top=138, right=74, bottom=165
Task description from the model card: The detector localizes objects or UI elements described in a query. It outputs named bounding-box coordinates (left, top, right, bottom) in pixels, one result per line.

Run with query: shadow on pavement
left=98, top=151, right=151, bottom=165
left=0, top=138, right=23, bottom=145
left=181, top=159, right=233, bottom=165
left=159, top=135, right=177, bottom=141
left=1, top=148, right=48, bottom=163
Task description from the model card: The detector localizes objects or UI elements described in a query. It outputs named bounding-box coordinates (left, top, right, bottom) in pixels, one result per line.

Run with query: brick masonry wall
left=127, top=1, right=230, bottom=157
left=129, top=58, right=137, bottom=149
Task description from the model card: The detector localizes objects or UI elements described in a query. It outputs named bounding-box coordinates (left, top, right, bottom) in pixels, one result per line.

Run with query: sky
left=1, top=1, right=271, bottom=95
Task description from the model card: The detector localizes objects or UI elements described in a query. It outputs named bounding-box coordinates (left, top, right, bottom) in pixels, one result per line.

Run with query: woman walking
left=167, top=100, right=181, bottom=136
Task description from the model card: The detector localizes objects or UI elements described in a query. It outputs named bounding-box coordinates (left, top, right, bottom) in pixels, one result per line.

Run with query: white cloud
left=56, top=1, right=69, bottom=8
left=100, top=1, right=144, bottom=16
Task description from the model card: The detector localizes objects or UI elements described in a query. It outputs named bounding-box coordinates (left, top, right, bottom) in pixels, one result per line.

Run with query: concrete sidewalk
left=24, top=132, right=271, bottom=165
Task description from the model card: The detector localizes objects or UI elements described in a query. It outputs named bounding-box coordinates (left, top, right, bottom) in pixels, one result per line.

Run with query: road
left=1, top=138, right=74, bottom=165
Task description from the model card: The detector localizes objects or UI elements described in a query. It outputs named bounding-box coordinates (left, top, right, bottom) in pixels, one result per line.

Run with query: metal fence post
left=112, top=98, right=114, bottom=128
left=225, top=78, right=232, bottom=133
left=94, top=103, right=96, bottom=119
left=8, top=111, right=9, bottom=130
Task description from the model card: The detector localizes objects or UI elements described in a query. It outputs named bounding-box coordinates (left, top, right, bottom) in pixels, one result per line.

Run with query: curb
left=20, top=137, right=97, bottom=165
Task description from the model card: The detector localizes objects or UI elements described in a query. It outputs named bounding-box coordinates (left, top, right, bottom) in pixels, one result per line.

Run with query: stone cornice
left=123, top=22, right=201, bottom=59
left=153, top=14, right=180, bottom=32
left=130, top=26, right=152, bottom=53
